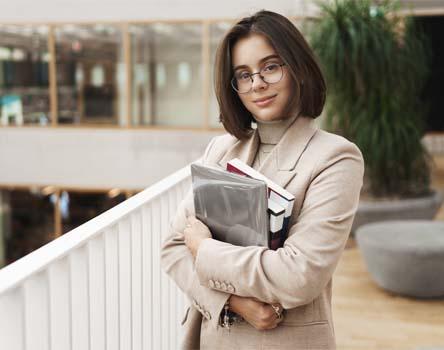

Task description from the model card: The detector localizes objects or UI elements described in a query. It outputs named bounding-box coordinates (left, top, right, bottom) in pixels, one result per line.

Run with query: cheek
left=281, top=76, right=294, bottom=96
left=238, top=94, right=253, bottom=110
left=277, top=79, right=294, bottom=106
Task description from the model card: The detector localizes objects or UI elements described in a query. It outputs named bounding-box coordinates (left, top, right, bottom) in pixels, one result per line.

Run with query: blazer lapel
left=258, top=116, right=318, bottom=189
left=217, top=129, right=260, bottom=169
left=216, top=116, right=318, bottom=189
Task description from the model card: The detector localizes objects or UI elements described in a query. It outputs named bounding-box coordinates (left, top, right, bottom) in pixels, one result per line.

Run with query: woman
left=161, top=10, right=364, bottom=350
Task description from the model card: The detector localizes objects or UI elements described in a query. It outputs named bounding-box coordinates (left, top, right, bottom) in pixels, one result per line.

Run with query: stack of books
left=191, top=158, right=294, bottom=250
left=227, top=158, right=295, bottom=249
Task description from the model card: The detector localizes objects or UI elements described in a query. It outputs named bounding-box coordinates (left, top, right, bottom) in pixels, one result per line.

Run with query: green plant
left=310, top=0, right=431, bottom=198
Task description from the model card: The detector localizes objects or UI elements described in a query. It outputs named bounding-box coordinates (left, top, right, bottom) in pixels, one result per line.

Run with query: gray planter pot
left=355, top=220, right=444, bottom=298
left=351, top=190, right=443, bottom=233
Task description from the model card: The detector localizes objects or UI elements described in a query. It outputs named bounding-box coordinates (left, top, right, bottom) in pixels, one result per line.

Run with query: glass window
left=177, top=62, right=192, bottom=89
left=91, top=64, right=105, bottom=87
left=156, top=63, right=166, bottom=89
left=54, top=24, right=125, bottom=125
left=129, top=23, right=203, bottom=127
left=209, top=21, right=232, bottom=129
left=0, top=25, right=50, bottom=126
left=61, top=190, right=126, bottom=233
left=1, top=188, right=55, bottom=266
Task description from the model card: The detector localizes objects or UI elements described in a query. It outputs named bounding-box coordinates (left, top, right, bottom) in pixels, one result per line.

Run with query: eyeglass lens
left=232, top=63, right=284, bottom=93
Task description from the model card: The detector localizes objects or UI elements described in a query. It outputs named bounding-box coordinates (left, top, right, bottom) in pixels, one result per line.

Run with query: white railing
left=0, top=164, right=193, bottom=350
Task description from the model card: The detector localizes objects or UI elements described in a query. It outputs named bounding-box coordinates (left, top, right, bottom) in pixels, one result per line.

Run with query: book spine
left=268, top=199, right=285, bottom=250
left=269, top=206, right=284, bottom=232
left=280, top=217, right=290, bottom=246
left=269, top=227, right=283, bottom=250
left=269, top=190, right=294, bottom=245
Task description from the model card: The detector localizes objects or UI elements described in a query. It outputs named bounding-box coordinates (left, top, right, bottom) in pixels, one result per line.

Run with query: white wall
left=0, top=0, right=320, bottom=23
left=0, top=0, right=439, bottom=23
left=0, top=128, right=223, bottom=190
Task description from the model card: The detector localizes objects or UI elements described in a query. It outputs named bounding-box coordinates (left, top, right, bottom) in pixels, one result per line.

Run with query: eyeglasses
left=231, top=63, right=286, bottom=94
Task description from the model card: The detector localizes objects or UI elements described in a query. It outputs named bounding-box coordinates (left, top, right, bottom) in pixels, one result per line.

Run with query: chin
left=254, top=116, right=279, bottom=123
left=252, top=109, right=282, bottom=123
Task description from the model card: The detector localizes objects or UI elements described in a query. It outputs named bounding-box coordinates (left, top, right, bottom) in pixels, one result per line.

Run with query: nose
left=251, top=73, right=267, bottom=92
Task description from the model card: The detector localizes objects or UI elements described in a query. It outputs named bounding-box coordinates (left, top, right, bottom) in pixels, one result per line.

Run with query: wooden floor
left=332, top=156, right=444, bottom=350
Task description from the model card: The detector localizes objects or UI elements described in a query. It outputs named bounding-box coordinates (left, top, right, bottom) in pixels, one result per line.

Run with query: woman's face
left=231, top=33, right=293, bottom=123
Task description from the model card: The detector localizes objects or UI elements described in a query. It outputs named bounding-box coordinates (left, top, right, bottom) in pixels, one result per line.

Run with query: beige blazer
left=161, top=115, right=364, bottom=350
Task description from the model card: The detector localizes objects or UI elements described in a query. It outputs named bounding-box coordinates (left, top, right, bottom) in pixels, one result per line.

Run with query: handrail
left=0, top=163, right=191, bottom=294
left=0, top=161, right=195, bottom=350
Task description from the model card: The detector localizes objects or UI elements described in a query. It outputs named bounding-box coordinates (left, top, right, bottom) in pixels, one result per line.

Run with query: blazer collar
left=217, top=116, right=318, bottom=189
left=217, top=128, right=260, bottom=169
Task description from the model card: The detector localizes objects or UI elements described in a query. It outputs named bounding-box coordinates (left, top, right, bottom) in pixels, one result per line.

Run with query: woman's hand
left=183, top=216, right=212, bottom=258
left=228, top=295, right=284, bottom=331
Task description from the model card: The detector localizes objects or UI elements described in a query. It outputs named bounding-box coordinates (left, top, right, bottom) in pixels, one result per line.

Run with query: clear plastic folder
left=191, top=163, right=269, bottom=247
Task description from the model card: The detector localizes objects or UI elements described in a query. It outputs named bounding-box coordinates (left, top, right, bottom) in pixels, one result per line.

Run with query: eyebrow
left=233, top=54, right=281, bottom=72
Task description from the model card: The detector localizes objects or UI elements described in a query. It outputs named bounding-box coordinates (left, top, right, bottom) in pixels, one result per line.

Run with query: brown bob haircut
left=214, top=10, right=326, bottom=140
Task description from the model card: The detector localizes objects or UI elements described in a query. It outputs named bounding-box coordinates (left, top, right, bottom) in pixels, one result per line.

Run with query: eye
left=236, top=71, right=251, bottom=81
left=263, top=63, right=280, bottom=73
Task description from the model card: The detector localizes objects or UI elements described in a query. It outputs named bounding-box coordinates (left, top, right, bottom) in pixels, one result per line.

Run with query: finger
left=263, top=319, right=280, bottom=330
left=261, top=312, right=278, bottom=325
left=252, top=297, right=265, bottom=304
left=185, top=216, right=195, bottom=226
left=269, top=322, right=279, bottom=330
left=272, top=320, right=281, bottom=329
left=183, top=228, right=193, bottom=237
left=271, top=314, right=284, bottom=328
left=187, top=216, right=199, bottom=224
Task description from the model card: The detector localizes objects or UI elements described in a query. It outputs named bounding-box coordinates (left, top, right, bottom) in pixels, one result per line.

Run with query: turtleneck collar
left=253, top=113, right=299, bottom=145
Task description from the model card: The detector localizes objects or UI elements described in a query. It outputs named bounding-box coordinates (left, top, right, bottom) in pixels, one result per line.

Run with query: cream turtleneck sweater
left=252, top=114, right=299, bottom=169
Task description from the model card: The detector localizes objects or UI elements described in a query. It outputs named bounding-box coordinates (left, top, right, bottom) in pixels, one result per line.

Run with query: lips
left=253, top=94, right=277, bottom=107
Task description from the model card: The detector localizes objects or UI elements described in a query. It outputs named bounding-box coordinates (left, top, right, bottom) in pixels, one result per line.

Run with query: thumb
left=187, top=216, right=200, bottom=225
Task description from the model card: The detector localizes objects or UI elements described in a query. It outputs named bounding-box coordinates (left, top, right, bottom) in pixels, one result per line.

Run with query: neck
left=254, top=113, right=299, bottom=145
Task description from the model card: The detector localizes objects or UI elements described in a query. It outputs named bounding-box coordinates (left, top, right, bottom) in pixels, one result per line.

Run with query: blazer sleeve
left=160, top=136, right=230, bottom=330
left=194, top=141, right=364, bottom=309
